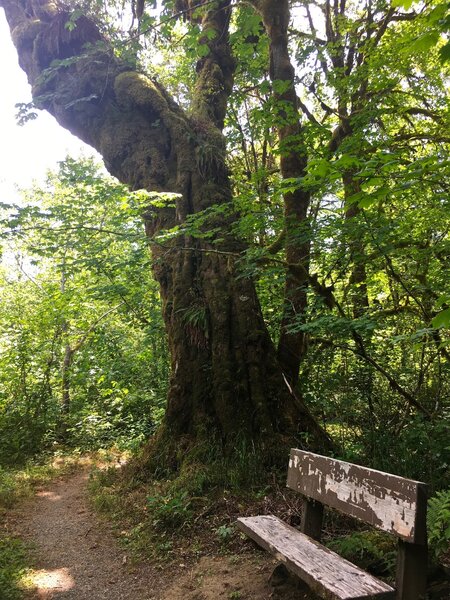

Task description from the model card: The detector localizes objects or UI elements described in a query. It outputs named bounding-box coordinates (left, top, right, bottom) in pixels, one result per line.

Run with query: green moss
left=114, top=71, right=168, bottom=114
left=256, top=0, right=290, bottom=30
left=12, top=21, right=43, bottom=51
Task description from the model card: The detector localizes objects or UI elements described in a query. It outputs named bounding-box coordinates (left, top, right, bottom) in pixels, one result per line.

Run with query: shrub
left=428, top=489, right=450, bottom=561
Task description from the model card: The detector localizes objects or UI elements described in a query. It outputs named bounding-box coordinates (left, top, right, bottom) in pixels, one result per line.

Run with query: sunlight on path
left=13, top=470, right=162, bottom=599
left=26, top=568, right=75, bottom=596
left=37, top=491, right=63, bottom=501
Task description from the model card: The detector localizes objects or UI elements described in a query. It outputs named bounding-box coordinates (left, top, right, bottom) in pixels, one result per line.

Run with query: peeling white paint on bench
left=237, top=515, right=395, bottom=600
left=286, top=450, right=427, bottom=543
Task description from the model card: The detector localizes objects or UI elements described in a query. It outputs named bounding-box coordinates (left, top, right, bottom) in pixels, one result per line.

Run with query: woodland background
left=0, top=0, right=449, bottom=578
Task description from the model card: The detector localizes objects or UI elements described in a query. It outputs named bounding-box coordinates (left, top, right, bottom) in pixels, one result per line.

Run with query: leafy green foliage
left=147, top=490, right=194, bottom=529
left=0, top=537, right=32, bottom=600
left=432, top=308, right=450, bottom=329
left=215, top=524, right=235, bottom=544
left=428, top=489, right=450, bottom=560
left=0, top=158, right=169, bottom=463
left=327, top=530, right=397, bottom=575
left=1, top=0, right=449, bottom=516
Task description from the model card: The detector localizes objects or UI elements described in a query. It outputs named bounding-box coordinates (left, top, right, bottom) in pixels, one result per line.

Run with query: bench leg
left=300, top=498, right=324, bottom=542
left=396, top=540, right=427, bottom=600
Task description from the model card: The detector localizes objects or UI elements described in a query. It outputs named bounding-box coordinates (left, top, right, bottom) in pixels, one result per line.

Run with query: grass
left=86, top=456, right=302, bottom=567
left=0, top=536, right=34, bottom=600
left=0, top=448, right=127, bottom=513
left=0, top=454, right=84, bottom=512
left=88, top=466, right=180, bottom=562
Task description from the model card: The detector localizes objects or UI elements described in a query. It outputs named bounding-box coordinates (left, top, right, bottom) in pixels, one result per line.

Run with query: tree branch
left=0, top=0, right=190, bottom=199
left=313, top=337, right=432, bottom=417
left=71, top=302, right=126, bottom=354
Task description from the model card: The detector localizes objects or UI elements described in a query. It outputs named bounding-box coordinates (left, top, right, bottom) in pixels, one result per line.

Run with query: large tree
left=1, top=0, right=332, bottom=469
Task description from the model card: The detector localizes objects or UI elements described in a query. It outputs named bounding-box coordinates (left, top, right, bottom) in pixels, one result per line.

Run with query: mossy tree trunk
left=1, top=0, right=332, bottom=470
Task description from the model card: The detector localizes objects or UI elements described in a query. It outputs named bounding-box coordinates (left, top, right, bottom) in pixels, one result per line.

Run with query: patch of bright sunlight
left=37, top=490, right=62, bottom=501
left=24, top=568, right=75, bottom=593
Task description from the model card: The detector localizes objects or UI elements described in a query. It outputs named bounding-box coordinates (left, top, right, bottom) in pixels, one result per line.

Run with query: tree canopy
left=0, top=0, right=448, bottom=486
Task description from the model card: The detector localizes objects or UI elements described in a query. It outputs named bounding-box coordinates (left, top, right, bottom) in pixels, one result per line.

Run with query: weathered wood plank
left=287, top=449, right=428, bottom=543
left=237, top=515, right=395, bottom=600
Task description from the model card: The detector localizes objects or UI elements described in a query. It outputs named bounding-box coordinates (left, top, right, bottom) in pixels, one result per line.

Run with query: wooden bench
left=237, top=449, right=428, bottom=600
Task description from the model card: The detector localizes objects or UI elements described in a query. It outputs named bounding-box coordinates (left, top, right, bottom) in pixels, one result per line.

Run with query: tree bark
left=250, top=0, right=311, bottom=387
left=1, top=0, right=332, bottom=469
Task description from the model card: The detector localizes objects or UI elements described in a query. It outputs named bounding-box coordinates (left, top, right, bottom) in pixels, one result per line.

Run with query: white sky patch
left=0, top=11, right=99, bottom=203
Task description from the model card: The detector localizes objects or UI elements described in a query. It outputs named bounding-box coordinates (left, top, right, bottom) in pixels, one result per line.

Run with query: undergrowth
left=0, top=537, right=33, bottom=600
left=326, top=530, right=397, bottom=578
left=428, top=489, right=450, bottom=562
left=87, top=447, right=291, bottom=566
left=0, top=454, right=84, bottom=512
left=89, top=467, right=226, bottom=563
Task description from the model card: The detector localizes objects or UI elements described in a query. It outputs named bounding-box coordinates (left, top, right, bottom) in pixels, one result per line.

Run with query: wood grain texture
left=286, top=449, right=428, bottom=543
left=396, top=540, right=428, bottom=600
left=237, top=515, right=395, bottom=600
left=300, top=498, right=324, bottom=541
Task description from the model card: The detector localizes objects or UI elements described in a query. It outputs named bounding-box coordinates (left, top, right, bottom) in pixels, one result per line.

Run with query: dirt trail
left=9, top=469, right=306, bottom=600
left=13, top=470, right=162, bottom=599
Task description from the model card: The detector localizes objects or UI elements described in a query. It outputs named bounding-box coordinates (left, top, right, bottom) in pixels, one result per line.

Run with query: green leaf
left=412, top=32, right=440, bottom=52
left=204, top=28, right=217, bottom=41
left=432, top=308, right=450, bottom=329
left=427, top=4, right=448, bottom=24
left=361, top=178, right=383, bottom=191
left=197, top=43, right=210, bottom=57
left=335, top=154, right=359, bottom=169
left=358, top=196, right=377, bottom=208
left=346, top=191, right=363, bottom=205
left=391, top=0, right=414, bottom=8
left=309, top=159, right=330, bottom=178
left=439, top=42, right=450, bottom=62
left=272, top=79, right=292, bottom=94
left=436, top=294, right=450, bottom=309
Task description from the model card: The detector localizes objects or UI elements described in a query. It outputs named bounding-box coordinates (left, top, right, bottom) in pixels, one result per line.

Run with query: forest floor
left=3, top=462, right=448, bottom=600
left=2, top=464, right=311, bottom=600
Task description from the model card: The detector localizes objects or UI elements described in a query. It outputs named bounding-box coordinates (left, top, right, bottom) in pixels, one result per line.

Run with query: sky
left=0, top=11, right=98, bottom=203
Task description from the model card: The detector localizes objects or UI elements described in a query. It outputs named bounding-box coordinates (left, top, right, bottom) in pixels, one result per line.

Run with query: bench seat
left=237, top=515, right=395, bottom=600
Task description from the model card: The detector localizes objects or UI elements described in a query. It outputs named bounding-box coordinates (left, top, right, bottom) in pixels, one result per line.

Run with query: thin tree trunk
left=252, top=0, right=310, bottom=386
left=61, top=343, right=72, bottom=416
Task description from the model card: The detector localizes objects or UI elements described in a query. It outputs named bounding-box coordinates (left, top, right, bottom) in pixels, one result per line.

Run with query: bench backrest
left=286, top=449, right=428, bottom=544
